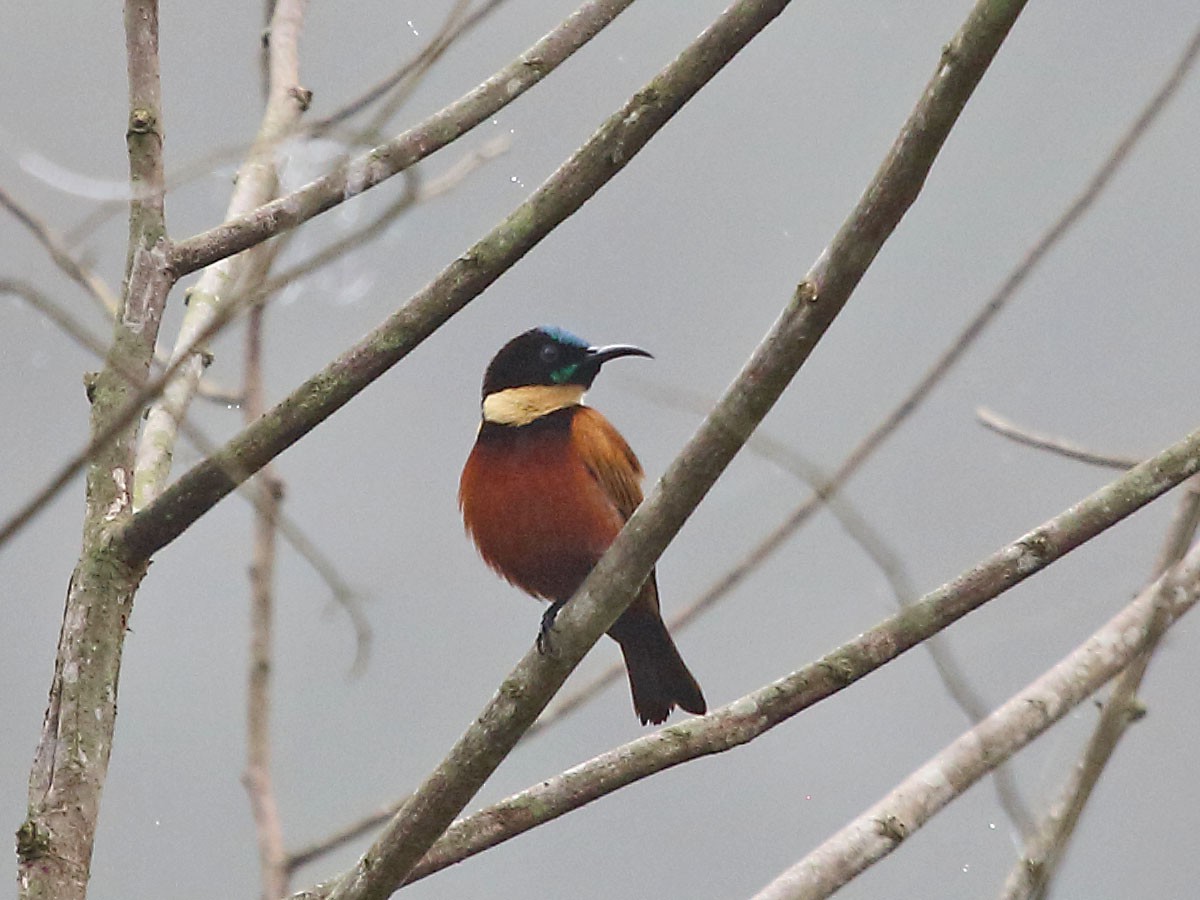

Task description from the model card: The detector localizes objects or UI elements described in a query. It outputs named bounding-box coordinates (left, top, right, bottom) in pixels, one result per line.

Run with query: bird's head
left=479, top=326, right=651, bottom=426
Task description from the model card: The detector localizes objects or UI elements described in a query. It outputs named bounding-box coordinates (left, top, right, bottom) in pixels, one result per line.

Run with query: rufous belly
left=460, top=421, right=625, bottom=602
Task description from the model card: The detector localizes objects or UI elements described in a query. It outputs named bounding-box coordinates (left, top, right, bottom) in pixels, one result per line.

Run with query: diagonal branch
left=2, top=277, right=111, bottom=361
left=132, top=0, right=311, bottom=508
left=307, top=0, right=507, bottom=141
left=258, top=136, right=508, bottom=302
left=396, top=421, right=1200, bottom=884
left=1, top=182, right=240, bottom=403
left=289, top=4, right=1196, bottom=888
left=0, top=184, right=120, bottom=317
left=166, top=0, right=637, bottom=278
left=298, top=2, right=1030, bottom=897
left=999, top=474, right=1200, bottom=900
left=751, top=542, right=1200, bottom=900
left=493, top=0, right=1200, bottom=822
left=978, top=407, right=1142, bottom=470
left=616, top=377, right=1034, bottom=829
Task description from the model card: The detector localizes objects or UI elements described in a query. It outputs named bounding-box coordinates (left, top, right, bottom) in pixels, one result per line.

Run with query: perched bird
left=459, top=326, right=706, bottom=725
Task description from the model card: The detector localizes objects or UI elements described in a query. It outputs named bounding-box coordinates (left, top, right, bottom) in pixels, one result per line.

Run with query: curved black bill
left=586, top=343, right=653, bottom=365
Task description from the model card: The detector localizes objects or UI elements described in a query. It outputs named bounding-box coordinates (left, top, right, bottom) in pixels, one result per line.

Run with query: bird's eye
left=539, top=343, right=560, bottom=364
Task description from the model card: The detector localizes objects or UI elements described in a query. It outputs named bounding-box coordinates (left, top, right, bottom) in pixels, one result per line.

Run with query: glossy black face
left=481, top=327, right=594, bottom=398
left=480, top=327, right=651, bottom=398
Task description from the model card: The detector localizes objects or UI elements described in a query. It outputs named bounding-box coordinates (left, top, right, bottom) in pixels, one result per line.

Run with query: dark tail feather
left=609, top=605, right=705, bottom=726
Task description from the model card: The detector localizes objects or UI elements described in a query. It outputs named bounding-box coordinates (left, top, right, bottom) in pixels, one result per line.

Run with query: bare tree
left=6, top=3, right=1200, bottom=899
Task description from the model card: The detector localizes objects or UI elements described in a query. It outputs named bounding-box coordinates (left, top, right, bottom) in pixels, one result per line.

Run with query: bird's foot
left=537, top=600, right=566, bottom=655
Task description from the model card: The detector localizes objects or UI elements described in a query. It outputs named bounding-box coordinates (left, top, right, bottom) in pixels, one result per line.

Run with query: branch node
left=875, top=814, right=908, bottom=843
left=522, top=56, right=548, bottom=78
left=83, top=372, right=100, bottom=404
left=15, top=818, right=52, bottom=863
left=290, top=85, right=314, bottom=112
left=1125, top=696, right=1148, bottom=723
left=128, top=107, right=156, bottom=135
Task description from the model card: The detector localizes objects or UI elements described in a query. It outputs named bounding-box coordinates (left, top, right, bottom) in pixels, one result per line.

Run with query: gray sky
left=3, top=2, right=1200, bottom=898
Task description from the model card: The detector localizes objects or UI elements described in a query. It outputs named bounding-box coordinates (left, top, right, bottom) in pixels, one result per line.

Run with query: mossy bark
left=16, top=4, right=170, bottom=898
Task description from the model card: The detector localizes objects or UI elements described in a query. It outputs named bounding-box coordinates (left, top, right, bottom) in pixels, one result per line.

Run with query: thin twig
left=978, top=407, right=1142, bottom=470
left=306, top=0, right=501, bottom=140
left=63, top=142, right=249, bottom=248
left=2, top=278, right=112, bottom=361
left=242, top=246, right=289, bottom=900
left=238, top=13, right=306, bottom=896
left=999, top=482, right=1200, bottom=900
left=514, top=0, right=1200, bottom=832
left=166, top=0, right=637, bottom=277
left=260, top=136, right=509, bottom=301
left=743, top=412, right=1036, bottom=832
left=0, top=230, right=274, bottom=551
left=1, top=182, right=240, bottom=403
left=751, top=544, right=1200, bottom=900
left=0, top=279, right=360, bottom=629
left=132, top=0, right=311, bottom=509
left=991, top=33, right=1200, bottom=885
left=0, top=184, right=120, bottom=316
left=286, top=806, right=398, bottom=876
left=61, top=3, right=507, bottom=250
left=350, top=1, right=480, bottom=146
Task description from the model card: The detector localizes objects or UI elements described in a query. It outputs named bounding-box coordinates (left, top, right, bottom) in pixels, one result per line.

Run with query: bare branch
left=538, top=0, right=1180, bottom=740
left=0, top=281, right=356, bottom=627
left=612, top=377, right=1037, bottom=827
left=518, top=0, right=1200, bottom=834
left=984, top=35, right=1200, bottom=886
left=307, top=0, right=507, bottom=140
left=752, top=545, right=1200, bottom=900
left=60, top=2, right=508, bottom=253
left=62, top=142, right=248, bottom=248
left=387, top=423, right=1200, bottom=884
left=286, top=807, right=399, bottom=877
left=133, top=0, right=311, bottom=508
left=166, top=0, right=635, bottom=278
left=242, top=247, right=289, bottom=900
left=0, top=244, right=265, bottom=551
left=0, top=185, right=119, bottom=317
left=260, top=136, right=508, bottom=301
left=17, top=3, right=170, bottom=897
left=978, top=407, right=1142, bottom=470
left=1, top=278, right=111, bottom=361
left=999, top=475, right=1200, bottom=900
left=0, top=182, right=241, bottom=404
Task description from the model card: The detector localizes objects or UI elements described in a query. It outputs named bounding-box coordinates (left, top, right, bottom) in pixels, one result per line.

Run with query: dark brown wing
left=570, top=406, right=707, bottom=723
left=570, top=405, right=644, bottom=520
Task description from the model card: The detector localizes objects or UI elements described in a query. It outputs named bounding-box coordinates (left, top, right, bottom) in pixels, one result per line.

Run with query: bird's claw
left=537, top=601, right=565, bottom=655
